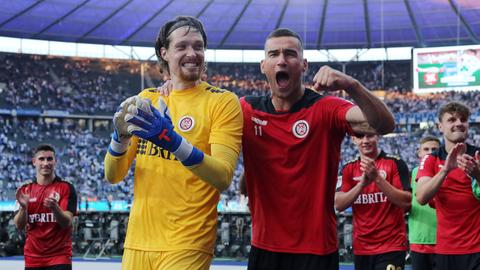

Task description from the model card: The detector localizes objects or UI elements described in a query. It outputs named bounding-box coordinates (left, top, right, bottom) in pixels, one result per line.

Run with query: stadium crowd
left=1, top=51, right=480, bottom=206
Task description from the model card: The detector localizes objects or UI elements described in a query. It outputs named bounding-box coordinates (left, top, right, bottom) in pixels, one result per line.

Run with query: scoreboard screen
left=413, top=45, right=480, bottom=93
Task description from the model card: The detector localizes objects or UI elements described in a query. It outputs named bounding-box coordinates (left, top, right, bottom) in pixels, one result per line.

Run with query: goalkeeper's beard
left=178, top=66, right=202, bottom=82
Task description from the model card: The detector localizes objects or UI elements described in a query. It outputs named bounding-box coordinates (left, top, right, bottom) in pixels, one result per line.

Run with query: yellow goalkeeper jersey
left=104, top=82, right=243, bottom=254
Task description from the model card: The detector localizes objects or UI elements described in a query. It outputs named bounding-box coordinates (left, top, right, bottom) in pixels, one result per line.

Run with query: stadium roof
left=0, top=0, right=479, bottom=50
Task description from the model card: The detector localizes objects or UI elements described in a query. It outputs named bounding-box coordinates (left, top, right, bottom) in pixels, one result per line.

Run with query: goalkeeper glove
left=125, top=98, right=204, bottom=166
left=108, top=96, right=138, bottom=156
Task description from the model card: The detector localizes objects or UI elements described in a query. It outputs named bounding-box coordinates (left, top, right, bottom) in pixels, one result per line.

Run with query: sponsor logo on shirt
left=28, top=213, right=56, bottom=223
left=137, top=139, right=148, bottom=155
left=251, top=117, right=267, bottom=126
left=354, top=192, right=388, bottom=205
left=137, top=139, right=178, bottom=161
left=292, top=120, right=309, bottom=139
left=252, top=117, right=267, bottom=136
left=178, top=116, right=195, bottom=132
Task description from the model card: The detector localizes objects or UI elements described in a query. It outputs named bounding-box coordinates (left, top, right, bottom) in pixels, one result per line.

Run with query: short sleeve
left=340, top=164, right=355, bottom=192
left=60, top=182, right=78, bottom=215
left=416, top=154, right=437, bottom=181
left=393, top=158, right=411, bottom=191
left=326, top=96, right=355, bottom=136
left=209, top=92, right=243, bottom=154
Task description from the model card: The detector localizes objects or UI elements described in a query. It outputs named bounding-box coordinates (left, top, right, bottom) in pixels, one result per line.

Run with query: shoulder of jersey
left=243, top=95, right=269, bottom=108
left=139, top=87, right=159, bottom=98
left=344, top=157, right=359, bottom=166
left=204, top=85, right=230, bottom=94
left=60, top=178, right=74, bottom=186
left=385, top=154, right=402, bottom=161
left=18, top=180, right=33, bottom=189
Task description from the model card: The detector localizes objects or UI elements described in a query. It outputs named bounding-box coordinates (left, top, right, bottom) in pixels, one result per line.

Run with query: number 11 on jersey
left=254, top=125, right=263, bottom=136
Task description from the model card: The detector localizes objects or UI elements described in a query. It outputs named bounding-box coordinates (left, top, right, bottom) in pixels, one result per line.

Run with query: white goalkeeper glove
left=108, top=96, right=139, bottom=156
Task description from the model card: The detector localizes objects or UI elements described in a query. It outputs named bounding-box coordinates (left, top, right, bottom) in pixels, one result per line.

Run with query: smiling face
left=438, top=112, right=469, bottom=144
left=32, top=150, right=56, bottom=178
left=160, top=26, right=205, bottom=83
left=353, top=134, right=380, bottom=157
left=261, top=36, right=307, bottom=100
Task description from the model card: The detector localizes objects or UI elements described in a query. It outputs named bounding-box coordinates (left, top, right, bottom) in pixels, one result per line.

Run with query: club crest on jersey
left=178, top=116, right=195, bottom=132
left=49, top=191, right=60, bottom=202
left=292, top=120, right=309, bottom=139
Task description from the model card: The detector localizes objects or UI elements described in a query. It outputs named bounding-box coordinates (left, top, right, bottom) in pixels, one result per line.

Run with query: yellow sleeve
left=189, top=144, right=239, bottom=191
left=208, top=92, right=243, bottom=155
left=104, top=136, right=139, bottom=184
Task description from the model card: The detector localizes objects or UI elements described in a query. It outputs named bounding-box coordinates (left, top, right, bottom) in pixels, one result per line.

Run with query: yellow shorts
left=121, top=248, right=213, bottom=270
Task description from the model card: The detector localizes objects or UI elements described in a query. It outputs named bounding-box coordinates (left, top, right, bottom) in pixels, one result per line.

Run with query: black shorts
left=354, top=251, right=405, bottom=270
left=247, top=245, right=339, bottom=270
left=435, top=253, right=480, bottom=270
left=26, top=264, right=72, bottom=270
left=410, top=251, right=435, bottom=270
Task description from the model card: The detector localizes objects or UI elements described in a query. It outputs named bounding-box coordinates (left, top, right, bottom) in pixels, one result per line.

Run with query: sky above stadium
left=0, top=0, right=479, bottom=49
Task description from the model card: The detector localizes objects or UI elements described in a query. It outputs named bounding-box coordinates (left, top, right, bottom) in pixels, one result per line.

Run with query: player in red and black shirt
left=13, top=144, right=77, bottom=270
left=336, top=134, right=411, bottom=270
left=416, top=102, right=480, bottom=270
left=240, top=28, right=395, bottom=270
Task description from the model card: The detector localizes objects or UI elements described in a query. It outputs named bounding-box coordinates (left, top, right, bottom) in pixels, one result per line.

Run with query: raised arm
left=313, top=66, right=394, bottom=135
left=125, top=94, right=242, bottom=191
left=362, top=156, right=411, bottom=209
left=417, top=143, right=465, bottom=205
left=104, top=96, right=139, bottom=184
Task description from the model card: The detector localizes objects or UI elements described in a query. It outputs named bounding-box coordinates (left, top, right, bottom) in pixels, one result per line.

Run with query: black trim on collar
left=378, top=151, right=387, bottom=159
left=354, top=151, right=386, bottom=162
left=436, top=144, right=479, bottom=161
left=245, top=88, right=324, bottom=114
left=32, top=175, right=62, bottom=184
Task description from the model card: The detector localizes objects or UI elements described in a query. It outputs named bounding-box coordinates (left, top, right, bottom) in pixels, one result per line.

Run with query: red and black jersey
left=16, top=176, right=77, bottom=267
left=340, top=151, right=410, bottom=255
left=417, top=144, right=480, bottom=254
left=241, top=89, right=354, bottom=255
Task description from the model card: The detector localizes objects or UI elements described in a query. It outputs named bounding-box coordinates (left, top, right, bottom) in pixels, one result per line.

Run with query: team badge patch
left=379, top=170, right=387, bottom=180
left=178, top=116, right=195, bottom=132
left=49, top=191, right=60, bottom=202
left=292, top=120, right=309, bottom=138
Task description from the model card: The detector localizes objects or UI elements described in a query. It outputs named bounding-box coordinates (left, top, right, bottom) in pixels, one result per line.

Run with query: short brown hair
left=419, top=135, right=440, bottom=146
left=33, top=144, right=55, bottom=156
left=266, top=28, right=304, bottom=50
left=437, top=101, right=471, bottom=121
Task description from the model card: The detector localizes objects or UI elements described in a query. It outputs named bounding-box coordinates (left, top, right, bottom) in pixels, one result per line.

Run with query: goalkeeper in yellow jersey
left=104, top=16, right=243, bottom=270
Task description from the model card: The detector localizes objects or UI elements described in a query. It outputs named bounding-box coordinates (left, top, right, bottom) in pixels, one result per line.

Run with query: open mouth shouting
left=276, top=71, right=290, bottom=89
